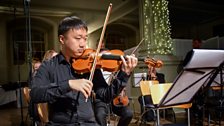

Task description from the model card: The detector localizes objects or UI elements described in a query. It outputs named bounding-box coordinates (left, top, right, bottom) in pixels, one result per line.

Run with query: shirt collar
left=58, top=52, right=67, bottom=64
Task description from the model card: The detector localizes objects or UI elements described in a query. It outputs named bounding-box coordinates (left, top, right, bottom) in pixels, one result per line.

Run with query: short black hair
left=58, top=16, right=88, bottom=36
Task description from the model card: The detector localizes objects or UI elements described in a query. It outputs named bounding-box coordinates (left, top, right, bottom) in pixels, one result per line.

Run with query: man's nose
left=79, top=39, right=86, bottom=47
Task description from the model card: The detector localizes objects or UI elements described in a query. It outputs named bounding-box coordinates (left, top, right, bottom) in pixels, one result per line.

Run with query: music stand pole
left=12, top=5, right=25, bottom=126
left=217, top=65, right=224, bottom=125
left=24, top=0, right=33, bottom=125
left=15, top=39, right=25, bottom=126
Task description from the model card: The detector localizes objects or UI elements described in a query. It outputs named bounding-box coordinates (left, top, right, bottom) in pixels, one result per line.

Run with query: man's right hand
left=69, top=79, right=93, bottom=99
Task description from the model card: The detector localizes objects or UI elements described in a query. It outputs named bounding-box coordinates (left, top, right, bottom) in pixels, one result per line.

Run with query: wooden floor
left=0, top=101, right=224, bottom=126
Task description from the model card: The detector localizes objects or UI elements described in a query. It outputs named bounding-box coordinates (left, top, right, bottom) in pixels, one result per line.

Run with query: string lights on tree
left=143, top=0, right=173, bottom=55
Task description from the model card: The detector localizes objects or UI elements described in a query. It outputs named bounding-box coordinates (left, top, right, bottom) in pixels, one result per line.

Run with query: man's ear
left=59, top=35, right=65, bottom=45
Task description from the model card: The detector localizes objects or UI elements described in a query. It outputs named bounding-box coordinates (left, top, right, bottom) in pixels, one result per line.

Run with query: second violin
left=144, top=58, right=163, bottom=68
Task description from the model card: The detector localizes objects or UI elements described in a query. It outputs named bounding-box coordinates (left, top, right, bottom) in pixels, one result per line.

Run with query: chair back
left=37, top=103, right=49, bottom=123
left=23, top=86, right=49, bottom=124
left=139, top=80, right=159, bottom=96
left=23, top=87, right=31, bottom=103
left=211, top=86, right=223, bottom=90
left=149, top=83, right=192, bottom=126
left=150, top=83, right=172, bottom=105
left=174, top=103, right=192, bottom=108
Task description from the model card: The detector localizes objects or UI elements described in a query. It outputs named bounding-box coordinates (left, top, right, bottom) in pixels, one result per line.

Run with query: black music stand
left=205, top=62, right=224, bottom=125
left=158, top=49, right=224, bottom=107
left=155, top=49, right=224, bottom=125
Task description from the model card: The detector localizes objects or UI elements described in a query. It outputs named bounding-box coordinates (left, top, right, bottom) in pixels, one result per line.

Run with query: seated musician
left=30, top=16, right=138, bottom=125
left=138, top=65, right=166, bottom=122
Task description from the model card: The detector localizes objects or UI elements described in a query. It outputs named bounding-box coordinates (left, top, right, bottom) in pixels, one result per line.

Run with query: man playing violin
left=30, top=16, right=138, bottom=126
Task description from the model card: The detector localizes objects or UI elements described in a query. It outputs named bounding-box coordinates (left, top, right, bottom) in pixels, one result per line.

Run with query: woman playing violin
left=30, top=16, right=138, bottom=126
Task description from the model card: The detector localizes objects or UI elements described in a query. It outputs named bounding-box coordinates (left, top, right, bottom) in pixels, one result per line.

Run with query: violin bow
left=89, top=3, right=112, bottom=81
left=130, top=38, right=144, bottom=55
left=107, top=38, right=145, bottom=85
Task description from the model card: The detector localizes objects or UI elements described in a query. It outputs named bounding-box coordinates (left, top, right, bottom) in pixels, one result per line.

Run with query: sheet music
left=185, top=49, right=224, bottom=69
left=133, top=73, right=146, bottom=87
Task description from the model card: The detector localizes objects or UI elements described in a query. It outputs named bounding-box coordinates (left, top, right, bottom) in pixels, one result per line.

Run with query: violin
left=144, top=58, right=163, bottom=68
left=113, top=88, right=129, bottom=107
left=72, top=49, right=124, bottom=74
left=71, top=48, right=163, bottom=74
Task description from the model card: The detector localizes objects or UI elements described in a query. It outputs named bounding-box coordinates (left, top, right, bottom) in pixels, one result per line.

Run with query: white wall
left=172, top=39, right=192, bottom=60
left=202, top=36, right=224, bottom=50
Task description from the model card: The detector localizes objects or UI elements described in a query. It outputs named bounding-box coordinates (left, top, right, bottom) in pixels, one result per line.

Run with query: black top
left=30, top=52, right=130, bottom=125
left=182, top=50, right=194, bottom=67
left=177, top=50, right=194, bottom=73
left=147, top=73, right=165, bottom=83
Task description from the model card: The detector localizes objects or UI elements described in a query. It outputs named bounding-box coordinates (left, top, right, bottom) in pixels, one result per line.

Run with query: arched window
left=105, top=24, right=138, bottom=51
left=106, top=33, right=126, bottom=50
left=13, top=29, right=45, bottom=65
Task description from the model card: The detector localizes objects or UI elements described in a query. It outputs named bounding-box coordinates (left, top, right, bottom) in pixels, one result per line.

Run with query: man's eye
left=75, top=37, right=81, bottom=40
left=74, top=37, right=88, bottom=41
left=84, top=37, right=88, bottom=41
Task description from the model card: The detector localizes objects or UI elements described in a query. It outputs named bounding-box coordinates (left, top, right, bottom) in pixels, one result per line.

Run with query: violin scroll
left=144, top=58, right=163, bottom=68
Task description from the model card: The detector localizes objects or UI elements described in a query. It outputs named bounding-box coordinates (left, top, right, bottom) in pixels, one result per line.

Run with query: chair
left=106, top=103, right=119, bottom=126
left=23, top=87, right=31, bottom=123
left=138, top=80, right=159, bottom=125
left=150, top=83, right=192, bottom=126
left=205, top=85, right=224, bottom=126
left=23, top=87, right=49, bottom=125
left=37, top=103, right=49, bottom=125
left=173, top=103, right=192, bottom=126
